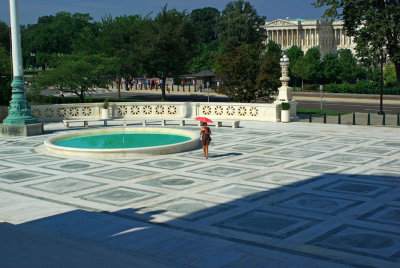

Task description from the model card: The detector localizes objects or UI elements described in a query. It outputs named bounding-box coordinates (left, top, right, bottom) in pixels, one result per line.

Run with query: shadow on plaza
left=0, top=173, right=399, bottom=267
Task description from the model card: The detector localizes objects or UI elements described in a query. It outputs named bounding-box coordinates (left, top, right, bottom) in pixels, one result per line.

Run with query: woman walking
left=200, top=122, right=212, bottom=159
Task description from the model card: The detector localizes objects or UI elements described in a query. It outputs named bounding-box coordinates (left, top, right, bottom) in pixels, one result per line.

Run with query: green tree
left=216, top=0, right=266, bottom=47
left=215, top=43, right=278, bottom=102
left=337, top=49, right=360, bottom=83
left=22, top=12, right=95, bottom=69
left=0, top=21, right=10, bottom=52
left=291, top=57, right=307, bottom=90
left=146, top=5, right=197, bottom=100
left=190, top=7, right=220, bottom=44
left=303, top=47, right=322, bottom=84
left=189, top=7, right=220, bottom=72
left=265, top=40, right=282, bottom=59
left=0, top=45, right=11, bottom=106
left=33, top=54, right=119, bottom=101
left=313, top=0, right=400, bottom=86
left=99, top=15, right=151, bottom=78
left=321, top=52, right=339, bottom=83
left=215, top=44, right=262, bottom=102
left=257, top=53, right=281, bottom=101
left=286, top=45, right=304, bottom=87
left=188, top=43, right=219, bottom=73
left=384, top=64, right=397, bottom=87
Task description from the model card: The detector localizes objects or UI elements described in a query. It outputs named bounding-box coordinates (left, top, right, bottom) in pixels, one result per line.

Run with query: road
left=42, top=87, right=400, bottom=114
left=295, top=99, right=400, bottom=114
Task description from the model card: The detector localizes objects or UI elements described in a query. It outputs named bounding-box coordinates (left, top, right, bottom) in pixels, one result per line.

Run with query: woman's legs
left=203, top=145, right=206, bottom=158
left=205, top=145, right=209, bottom=159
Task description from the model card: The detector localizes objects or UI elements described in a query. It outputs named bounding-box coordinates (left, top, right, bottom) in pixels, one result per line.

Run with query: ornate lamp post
left=276, top=54, right=292, bottom=101
left=378, top=48, right=386, bottom=115
left=0, top=0, right=43, bottom=136
left=274, top=54, right=297, bottom=120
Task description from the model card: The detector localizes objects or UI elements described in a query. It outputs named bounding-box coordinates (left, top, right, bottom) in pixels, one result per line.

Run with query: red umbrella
left=195, top=117, right=213, bottom=123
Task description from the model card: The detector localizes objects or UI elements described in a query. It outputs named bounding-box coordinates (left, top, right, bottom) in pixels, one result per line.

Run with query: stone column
left=312, top=29, right=315, bottom=47
left=343, top=29, right=346, bottom=46
left=342, top=29, right=345, bottom=46
left=286, top=30, right=289, bottom=47
left=290, top=29, right=292, bottom=46
left=304, top=29, right=307, bottom=47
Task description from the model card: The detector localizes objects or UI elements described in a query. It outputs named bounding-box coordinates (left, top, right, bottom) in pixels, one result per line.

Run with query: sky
left=1, top=0, right=328, bottom=25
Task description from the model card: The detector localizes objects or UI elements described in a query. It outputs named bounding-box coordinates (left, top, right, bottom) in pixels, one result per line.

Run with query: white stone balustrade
left=30, top=102, right=281, bottom=123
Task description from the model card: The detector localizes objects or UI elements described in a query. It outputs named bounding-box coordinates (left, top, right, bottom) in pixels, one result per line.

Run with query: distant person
left=200, top=122, right=212, bottom=159
left=59, top=92, right=64, bottom=104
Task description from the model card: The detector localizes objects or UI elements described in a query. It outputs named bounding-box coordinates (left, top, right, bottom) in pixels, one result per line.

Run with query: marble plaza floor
left=0, top=121, right=399, bottom=267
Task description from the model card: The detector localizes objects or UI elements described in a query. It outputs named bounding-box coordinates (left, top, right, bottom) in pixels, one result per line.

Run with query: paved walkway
left=0, top=121, right=399, bottom=267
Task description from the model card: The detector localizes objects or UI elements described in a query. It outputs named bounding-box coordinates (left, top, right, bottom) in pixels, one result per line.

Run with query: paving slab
left=0, top=121, right=399, bottom=267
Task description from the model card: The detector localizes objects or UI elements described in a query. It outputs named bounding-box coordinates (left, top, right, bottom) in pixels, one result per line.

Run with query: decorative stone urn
left=101, top=108, right=109, bottom=119
left=101, top=99, right=110, bottom=119
left=281, top=103, right=291, bottom=123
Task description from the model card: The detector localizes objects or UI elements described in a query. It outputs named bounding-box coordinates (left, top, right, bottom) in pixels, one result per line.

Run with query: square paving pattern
left=0, top=122, right=399, bottom=268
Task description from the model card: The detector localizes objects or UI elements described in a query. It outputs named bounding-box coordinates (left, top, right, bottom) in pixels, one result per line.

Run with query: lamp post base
left=0, top=123, right=43, bottom=136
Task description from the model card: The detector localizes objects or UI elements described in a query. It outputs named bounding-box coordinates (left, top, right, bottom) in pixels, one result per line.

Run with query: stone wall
left=30, top=102, right=281, bottom=123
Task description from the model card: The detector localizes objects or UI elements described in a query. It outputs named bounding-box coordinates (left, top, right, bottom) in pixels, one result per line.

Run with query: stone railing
left=30, top=102, right=282, bottom=122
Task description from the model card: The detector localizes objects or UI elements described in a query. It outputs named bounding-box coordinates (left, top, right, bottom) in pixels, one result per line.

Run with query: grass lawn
left=297, top=108, right=350, bottom=116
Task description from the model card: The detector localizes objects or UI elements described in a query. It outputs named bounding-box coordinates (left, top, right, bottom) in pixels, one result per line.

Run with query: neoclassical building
left=264, top=18, right=356, bottom=55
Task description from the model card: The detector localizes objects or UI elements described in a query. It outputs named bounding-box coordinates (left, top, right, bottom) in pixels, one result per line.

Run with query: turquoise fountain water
left=55, top=132, right=191, bottom=149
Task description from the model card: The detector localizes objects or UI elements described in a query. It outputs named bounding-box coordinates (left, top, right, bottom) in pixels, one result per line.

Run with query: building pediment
left=265, top=19, right=298, bottom=27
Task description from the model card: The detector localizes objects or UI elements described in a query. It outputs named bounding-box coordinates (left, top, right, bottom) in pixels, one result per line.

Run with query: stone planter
left=101, top=108, right=109, bottom=119
left=281, top=109, right=290, bottom=123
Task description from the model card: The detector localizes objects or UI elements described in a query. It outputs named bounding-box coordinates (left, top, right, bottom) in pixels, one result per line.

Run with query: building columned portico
left=264, top=18, right=356, bottom=55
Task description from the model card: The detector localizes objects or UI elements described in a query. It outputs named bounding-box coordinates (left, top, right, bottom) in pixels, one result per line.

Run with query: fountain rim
left=44, top=127, right=201, bottom=158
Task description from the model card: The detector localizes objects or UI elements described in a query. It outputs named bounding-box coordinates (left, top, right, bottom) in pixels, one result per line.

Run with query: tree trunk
left=80, top=88, right=85, bottom=102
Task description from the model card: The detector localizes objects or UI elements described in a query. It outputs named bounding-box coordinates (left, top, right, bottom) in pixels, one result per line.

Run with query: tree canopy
left=33, top=54, right=119, bottom=101
left=0, top=45, right=11, bottom=105
left=0, top=21, right=10, bottom=52
left=99, top=15, right=150, bottom=77
left=313, top=0, right=400, bottom=86
left=21, top=12, right=96, bottom=69
left=190, top=7, right=220, bottom=44
left=215, top=43, right=280, bottom=102
left=216, top=0, right=266, bottom=47
left=146, top=5, right=197, bottom=100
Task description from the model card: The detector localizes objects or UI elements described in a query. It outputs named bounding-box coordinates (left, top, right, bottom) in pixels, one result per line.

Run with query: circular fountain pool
left=44, top=128, right=200, bottom=158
